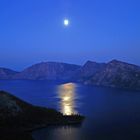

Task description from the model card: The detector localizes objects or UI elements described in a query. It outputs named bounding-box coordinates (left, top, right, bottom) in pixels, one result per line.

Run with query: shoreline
left=0, top=117, right=85, bottom=140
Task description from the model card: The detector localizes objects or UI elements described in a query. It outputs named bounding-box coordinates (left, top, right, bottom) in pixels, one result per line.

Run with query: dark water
left=0, top=80, right=140, bottom=140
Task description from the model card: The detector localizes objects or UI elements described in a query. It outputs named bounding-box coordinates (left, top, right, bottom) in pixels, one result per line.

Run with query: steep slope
left=14, top=62, right=81, bottom=80
left=0, top=91, right=84, bottom=139
left=0, top=91, right=84, bottom=130
left=0, top=68, right=18, bottom=79
left=85, top=60, right=140, bottom=90
left=74, top=61, right=106, bottom=81
left=0, top=91, right=63, bottom=129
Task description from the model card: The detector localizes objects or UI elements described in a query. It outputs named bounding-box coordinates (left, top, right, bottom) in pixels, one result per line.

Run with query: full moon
left=64, top=19, right=69, bottom=26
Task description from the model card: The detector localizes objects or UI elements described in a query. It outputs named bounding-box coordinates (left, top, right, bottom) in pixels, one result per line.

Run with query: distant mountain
left=0, top=60, right=140, bottom=90
left=0, top=68, right=18, bottom=79
left=73, top=61, right=106, bottom=81
left=14, top=62, right=81, bottom=80
left=85, top=60, right=140, bottom=90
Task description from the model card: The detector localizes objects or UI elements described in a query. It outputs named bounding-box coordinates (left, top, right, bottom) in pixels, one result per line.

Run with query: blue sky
left=0, top=0, right=140, bottom=70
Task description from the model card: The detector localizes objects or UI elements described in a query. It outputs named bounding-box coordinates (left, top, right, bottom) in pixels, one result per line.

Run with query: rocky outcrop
left=85, top=60, right=140, bottom=90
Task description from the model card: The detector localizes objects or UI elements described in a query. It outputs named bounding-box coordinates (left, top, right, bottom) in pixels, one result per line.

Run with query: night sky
left=0, top=0, right=140, bottom=70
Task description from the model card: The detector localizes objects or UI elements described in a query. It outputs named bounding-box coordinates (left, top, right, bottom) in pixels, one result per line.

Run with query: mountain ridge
left=0, top=60, right=140, bottom=90
left=0, top=67, right=19, bottom=79
left=85, top=59, right=140, bottom=90
left=14, top=61, right=81, bottom=80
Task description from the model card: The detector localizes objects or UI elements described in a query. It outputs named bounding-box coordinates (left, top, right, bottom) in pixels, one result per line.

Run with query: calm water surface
left=0, top=80, right=140, bottom=140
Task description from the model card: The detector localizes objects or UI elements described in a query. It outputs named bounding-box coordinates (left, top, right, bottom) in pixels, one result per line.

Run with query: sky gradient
left=0, top=0, right=140, bottom=70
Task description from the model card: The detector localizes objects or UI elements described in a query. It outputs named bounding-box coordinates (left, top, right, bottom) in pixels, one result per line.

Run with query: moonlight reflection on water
left=57, top=83, right=78, bottom=115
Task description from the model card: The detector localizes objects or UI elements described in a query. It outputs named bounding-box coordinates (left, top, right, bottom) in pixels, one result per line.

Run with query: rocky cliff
left=85, top=60, right=140, bottom=90
left=74, top=60, right=106, bottom=81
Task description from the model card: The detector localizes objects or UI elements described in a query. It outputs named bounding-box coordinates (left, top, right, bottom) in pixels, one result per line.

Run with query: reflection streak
left=58, top=83, right=78, bottom=115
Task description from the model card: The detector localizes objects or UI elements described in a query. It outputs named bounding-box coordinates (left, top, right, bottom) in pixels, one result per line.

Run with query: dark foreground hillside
left=0, top=131, right=33, bottom=140
left=0, top=91, right=84, bottom=140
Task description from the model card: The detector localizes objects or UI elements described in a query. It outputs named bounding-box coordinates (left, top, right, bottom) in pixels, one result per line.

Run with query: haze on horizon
left=0, top=0, right=140, bottom=70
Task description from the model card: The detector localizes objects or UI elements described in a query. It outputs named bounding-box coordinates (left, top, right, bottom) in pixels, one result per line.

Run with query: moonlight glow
left=64, top=19, right=69, bottom=26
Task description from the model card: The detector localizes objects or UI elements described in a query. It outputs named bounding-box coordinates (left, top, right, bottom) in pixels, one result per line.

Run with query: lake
left=0, top=80, right=140, bottom=140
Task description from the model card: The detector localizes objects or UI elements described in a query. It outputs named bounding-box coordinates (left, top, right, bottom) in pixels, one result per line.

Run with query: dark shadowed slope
left=0, top=91, right=84, bottom=139
left=85, top=60, right=140, bottom=90
left=0, top=90, right=84, bottom=129
left=0, top=90, right=63, bottom=130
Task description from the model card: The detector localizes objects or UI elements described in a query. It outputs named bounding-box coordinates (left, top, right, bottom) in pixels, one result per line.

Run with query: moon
left=64, top=19, right=69, bottom=26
